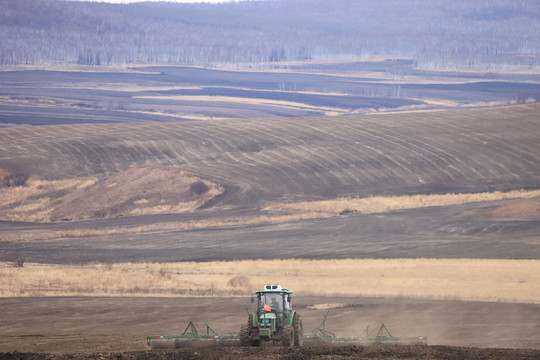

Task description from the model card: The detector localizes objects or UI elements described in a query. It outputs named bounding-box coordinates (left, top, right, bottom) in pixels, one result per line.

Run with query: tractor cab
left=255, top=285, right=292, bottom=327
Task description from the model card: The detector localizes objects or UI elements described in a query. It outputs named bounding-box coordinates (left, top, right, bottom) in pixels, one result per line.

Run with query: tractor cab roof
left=255, top=284, right=293, bottom=294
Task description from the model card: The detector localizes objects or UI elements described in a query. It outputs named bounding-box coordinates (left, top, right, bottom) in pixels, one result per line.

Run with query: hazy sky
left=68, top=0, right=251, bottom=3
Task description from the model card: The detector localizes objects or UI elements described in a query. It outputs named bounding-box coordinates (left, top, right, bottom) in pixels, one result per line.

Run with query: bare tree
left=516, top=90, right=529, bottom=104
left=6, top=253, right=25, bottom=267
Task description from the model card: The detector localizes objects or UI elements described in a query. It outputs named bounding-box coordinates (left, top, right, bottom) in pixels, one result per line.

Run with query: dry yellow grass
left=0, top=177, right=98, bottom=222
left=1, top=189, right=538, bottom=242
left=0, top=211, right=323, bottom=242
left=0, top=165, right=222, bottom=223
left=127, top=109, right=234, bottom=121
left=264, top=189, right=540, bottom=215
left=134, top=95, right=347, bottom=116
left=0, top=64, right=159, bottom=74
left=1, top=259, right=539, bottom=304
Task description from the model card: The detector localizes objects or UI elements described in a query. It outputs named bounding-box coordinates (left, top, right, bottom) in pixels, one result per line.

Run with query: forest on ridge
left=0, top=0, right=539, bottom=70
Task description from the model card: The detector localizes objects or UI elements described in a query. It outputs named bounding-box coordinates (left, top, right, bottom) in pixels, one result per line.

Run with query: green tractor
left=240, top=285, right=303, bottom=347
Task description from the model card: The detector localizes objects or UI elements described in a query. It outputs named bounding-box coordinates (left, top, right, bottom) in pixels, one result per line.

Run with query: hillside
left=0, top=104, right=539, bottom=260
left=1, top=104, right=538, bottom=207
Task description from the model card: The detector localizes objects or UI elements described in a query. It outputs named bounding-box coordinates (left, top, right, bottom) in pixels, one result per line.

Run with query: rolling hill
left=0, top=103, right=538, bottom=261
left=1, top=104, right=538, bottom=208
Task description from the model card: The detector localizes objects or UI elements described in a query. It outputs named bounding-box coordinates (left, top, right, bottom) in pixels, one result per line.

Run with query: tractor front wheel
left=282, top=324, right=294, bottom=347
left=240, top=324, right=260, bottom=347
left=240, top=325, right=250, bottom=346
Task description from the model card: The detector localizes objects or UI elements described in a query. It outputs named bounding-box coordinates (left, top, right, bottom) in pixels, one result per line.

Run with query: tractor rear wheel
left=282, top=324, right=294, bottom=347
left=293, top=313, right=304, bottom=346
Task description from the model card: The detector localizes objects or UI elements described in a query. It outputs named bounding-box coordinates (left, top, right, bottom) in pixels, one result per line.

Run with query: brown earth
left=492, top=199, right=540, bottom=220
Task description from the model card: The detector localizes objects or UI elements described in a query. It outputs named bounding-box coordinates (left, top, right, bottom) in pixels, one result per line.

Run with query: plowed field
left=1, top=297, right=539, bottom=354
left=3, top=346, right=540, bottom=360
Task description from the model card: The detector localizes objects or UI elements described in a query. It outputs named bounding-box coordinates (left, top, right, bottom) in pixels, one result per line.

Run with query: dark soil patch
left=1, top=345, right=540, bottom=360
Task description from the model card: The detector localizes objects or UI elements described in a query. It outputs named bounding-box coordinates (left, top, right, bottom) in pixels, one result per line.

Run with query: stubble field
left=2, top=259, right=540, bottom=303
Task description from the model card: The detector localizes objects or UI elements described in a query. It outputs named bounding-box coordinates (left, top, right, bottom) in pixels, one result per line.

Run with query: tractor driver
left=262, top=294, right=282, bottom=313
left=268, top=295, right=284, bottom=327
left=270, top=297, right=280, bottom=312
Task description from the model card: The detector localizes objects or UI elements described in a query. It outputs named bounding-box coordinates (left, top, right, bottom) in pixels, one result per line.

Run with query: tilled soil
left=2, top=345, right=540, bottom=360
left=1, top=296, right=539, bottom=359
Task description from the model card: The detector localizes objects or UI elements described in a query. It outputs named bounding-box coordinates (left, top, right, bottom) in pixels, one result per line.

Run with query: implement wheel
left=293, top=313, right=304, bottom=346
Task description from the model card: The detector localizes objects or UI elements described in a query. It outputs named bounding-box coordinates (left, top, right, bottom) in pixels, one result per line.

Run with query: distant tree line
left=0, top=0, right=538, bottom=70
